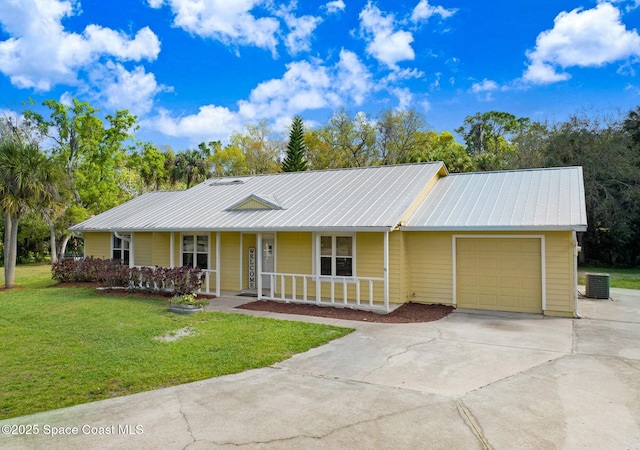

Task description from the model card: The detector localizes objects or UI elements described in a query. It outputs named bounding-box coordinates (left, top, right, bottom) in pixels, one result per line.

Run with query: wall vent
left=585, top=273, right=610, bottom=299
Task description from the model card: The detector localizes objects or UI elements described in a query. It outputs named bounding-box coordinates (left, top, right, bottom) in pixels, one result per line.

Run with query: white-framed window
left=112, top=234, right=130, bottom=263
left=319, top=235, right=354, bottom=277
left=182, top=234, right=209, bottom=269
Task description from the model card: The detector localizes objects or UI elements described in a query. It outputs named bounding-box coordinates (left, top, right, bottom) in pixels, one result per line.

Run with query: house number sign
left=248, top=248, right=256, bottom=289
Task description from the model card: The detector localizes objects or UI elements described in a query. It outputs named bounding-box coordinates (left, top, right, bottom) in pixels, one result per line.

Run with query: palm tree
left=0, top=140, right=62, bottom=288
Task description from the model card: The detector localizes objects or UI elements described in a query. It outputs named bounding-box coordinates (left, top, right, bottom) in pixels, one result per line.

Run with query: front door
left=262, top=238, right=275, bottom=291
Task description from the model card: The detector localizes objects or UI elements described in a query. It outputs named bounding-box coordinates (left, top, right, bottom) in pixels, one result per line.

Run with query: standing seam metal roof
left=404, top=166, right=587, bottom=231
left=70, top=163, right=446, bottom=232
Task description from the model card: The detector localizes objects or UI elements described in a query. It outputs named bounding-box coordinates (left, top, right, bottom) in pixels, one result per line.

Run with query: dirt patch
left=236, top=301, right=454, bottom=323
left=154, top=326, right=196, bottom=342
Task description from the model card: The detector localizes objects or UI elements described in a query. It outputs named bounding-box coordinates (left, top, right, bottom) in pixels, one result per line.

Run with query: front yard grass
left=0, top=265, right=353, bottom=419
left=578, top=266, right=640, bottom=290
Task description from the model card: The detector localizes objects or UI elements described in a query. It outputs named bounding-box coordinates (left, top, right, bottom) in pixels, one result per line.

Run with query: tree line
left=2, top=98, right=639, bottom=288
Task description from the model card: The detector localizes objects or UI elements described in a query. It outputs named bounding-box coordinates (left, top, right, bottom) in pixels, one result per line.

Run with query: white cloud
left=144, top=51, right=375, bottom=143
left=390, top=87, right=413, bottom=110
left=325, top=0, right=346, bottom=14
left=411, top=0, right=457, bottom=22
left=148, top=0, right=280, bottom=56
left=358, top=2, right=415, bottom=69
left=335, top=49, right=374, bottom=105
left=523, top=3, right=640, bottom=84
left=471, top=78, right=498, bottom=93
left=148, top=105, right=244, bottom=142
left=279, top=10, right=322, bottom=55
left=89, top=63, right=169, bottom=116
left=0, top=0, right=160, bottom=91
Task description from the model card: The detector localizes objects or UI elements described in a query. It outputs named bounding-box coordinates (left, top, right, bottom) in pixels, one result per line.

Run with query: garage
left=455, top=237, right=543, bottom=314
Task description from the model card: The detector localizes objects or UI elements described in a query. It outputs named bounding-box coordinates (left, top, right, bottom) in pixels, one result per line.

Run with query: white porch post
left=384, top=231, right=389, bottom=312
left=216, top=232, right=221, bottom=298
left=170, top=232, right=175, bottom=268
left=129, top=233, right=135, bottom=269
left=257, top=233, right=263, bottom=299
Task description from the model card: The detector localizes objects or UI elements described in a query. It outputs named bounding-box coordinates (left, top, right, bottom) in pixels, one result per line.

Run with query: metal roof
left=404, top=166, right=587, bottom=231
left=70, top=163, right=446, bottom=232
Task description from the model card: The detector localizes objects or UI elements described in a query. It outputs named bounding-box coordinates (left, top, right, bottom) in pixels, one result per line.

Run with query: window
left=320, top=235, right=353, bottom=277
left=112, top=234, right=130, bottom=264
left=182, top=235, right=208, bottom=269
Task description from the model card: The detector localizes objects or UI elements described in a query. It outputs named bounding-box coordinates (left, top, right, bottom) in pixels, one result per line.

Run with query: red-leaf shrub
left=52, top=258, right=204, bottom=294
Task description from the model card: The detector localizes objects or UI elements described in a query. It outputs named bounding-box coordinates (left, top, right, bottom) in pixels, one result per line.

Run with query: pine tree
left=282, top=116, right=308, bottom=172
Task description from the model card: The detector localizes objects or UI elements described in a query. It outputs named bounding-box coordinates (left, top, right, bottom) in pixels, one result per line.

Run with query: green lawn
left=0, top=265, right=353, bottom=419
left=578, top=266, right=640, bottom=290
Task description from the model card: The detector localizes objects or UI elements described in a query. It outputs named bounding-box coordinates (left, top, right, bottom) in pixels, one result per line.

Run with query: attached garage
left=403, top=167, right=587, bottom=317
left=454, top=236, right=543, bottom=314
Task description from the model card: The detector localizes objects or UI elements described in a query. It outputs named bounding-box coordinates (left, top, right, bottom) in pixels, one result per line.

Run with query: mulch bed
left=236, top=301, right=455, bottom=323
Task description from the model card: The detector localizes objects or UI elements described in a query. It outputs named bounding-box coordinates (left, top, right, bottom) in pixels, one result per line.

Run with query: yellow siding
left=277, top=232, right=312, bottom=274
left=387, top=231, right=407, bottom=303
left=220, top=232, right=241, bottom=291
left=276, top=232, right=313, bottom=296
left=354, top=232, right=385, bottom=303
left=84, top=232, right=111, bottom=259
left=406, top=231, right=454, bottom=305
left=544, top=231, right=575, bottom=315
left=133, top=232, right=153, bottom=266
left=151, top=233, right=171, bottom=267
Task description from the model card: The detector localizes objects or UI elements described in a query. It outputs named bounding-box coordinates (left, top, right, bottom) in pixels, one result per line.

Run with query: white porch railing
left=259, top=272, right=388, bottom=312
left=198, top=269, right=219, bottom=296
left=130, top=266, right=219, bottom=297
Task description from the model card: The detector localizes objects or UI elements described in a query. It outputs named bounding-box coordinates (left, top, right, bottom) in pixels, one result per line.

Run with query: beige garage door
left=456, top=238, right=542, bottom=313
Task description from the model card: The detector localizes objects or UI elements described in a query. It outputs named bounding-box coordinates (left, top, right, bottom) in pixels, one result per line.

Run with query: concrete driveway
left=2, top=289, right=640, bottom=449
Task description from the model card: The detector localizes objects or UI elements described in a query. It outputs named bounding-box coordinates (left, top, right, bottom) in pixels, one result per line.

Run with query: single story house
left=70, top=163, right=587, bottom=317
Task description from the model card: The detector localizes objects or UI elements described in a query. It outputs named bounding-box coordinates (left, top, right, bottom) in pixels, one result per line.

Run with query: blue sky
left=1, top=0, right=640, bottom=149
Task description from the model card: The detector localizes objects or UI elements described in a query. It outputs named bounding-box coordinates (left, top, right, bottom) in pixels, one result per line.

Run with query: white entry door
left=261, top=238, right=275, bottom=290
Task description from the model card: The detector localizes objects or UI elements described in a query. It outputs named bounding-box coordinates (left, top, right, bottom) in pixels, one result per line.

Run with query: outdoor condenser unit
left=585, top=273, right=610, bottom=299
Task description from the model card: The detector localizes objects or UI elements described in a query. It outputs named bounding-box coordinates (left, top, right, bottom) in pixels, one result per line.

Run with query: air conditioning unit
left=585, top=273, right=610, bottom=299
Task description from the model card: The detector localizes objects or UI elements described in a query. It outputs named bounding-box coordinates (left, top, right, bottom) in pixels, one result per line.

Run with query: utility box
left=585, top=273, right=610, bottom=299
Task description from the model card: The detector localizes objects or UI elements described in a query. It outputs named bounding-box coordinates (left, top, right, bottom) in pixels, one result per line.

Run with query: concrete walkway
left=2, top=289, right=639, bottom=449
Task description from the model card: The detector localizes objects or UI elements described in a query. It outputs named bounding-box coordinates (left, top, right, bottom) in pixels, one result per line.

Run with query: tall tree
left=375, top=108, right=426, bottom=165
left=227, top=121, right=281, bottom=174
left=282, top=116, right=308, bottom=172
left=24, top=99, right=137, bottom=258
left=0, top=140, right=61, bottom=288
left=542, top=113, right=640, bottom=265
left=411, top=130, right=475, bottom=172
left=456, top=111, right=531, bottom=171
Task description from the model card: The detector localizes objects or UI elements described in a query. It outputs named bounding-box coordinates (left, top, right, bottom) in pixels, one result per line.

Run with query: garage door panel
left=456, top=238, right=542, bottom=313
left=478, top=294, right=498, bottom=307
left=479, top=276, right=497, bottom=288
left=500, top=277, right=519, bottom=289
left=499, top=295, right=519, bottom=308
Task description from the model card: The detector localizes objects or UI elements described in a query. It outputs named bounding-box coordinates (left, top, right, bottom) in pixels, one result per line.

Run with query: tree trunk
left=59, top=233, right=72, bottom=259
left=48, top=220, right=58, bottom=264
left=3, top=212, right=18, bottom=289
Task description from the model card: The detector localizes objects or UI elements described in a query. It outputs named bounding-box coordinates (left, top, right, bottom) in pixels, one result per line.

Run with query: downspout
left=573, top=231, right=582, bottom=319
left=384, top=230, right=389, bottom=313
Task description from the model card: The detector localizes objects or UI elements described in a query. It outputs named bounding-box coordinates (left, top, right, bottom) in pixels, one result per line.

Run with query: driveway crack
left=177, top=392, right=197, bottom=449
left=456, top=400, right=491, bottom=449
left=211, top=403, right=431, bottom=447
left=361, top=339, right=436, bottom=380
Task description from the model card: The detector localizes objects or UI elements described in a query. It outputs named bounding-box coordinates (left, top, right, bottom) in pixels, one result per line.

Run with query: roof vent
left=209, top=179, right=244, bottom=186
left=585, top=273, right=610, bottom=299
